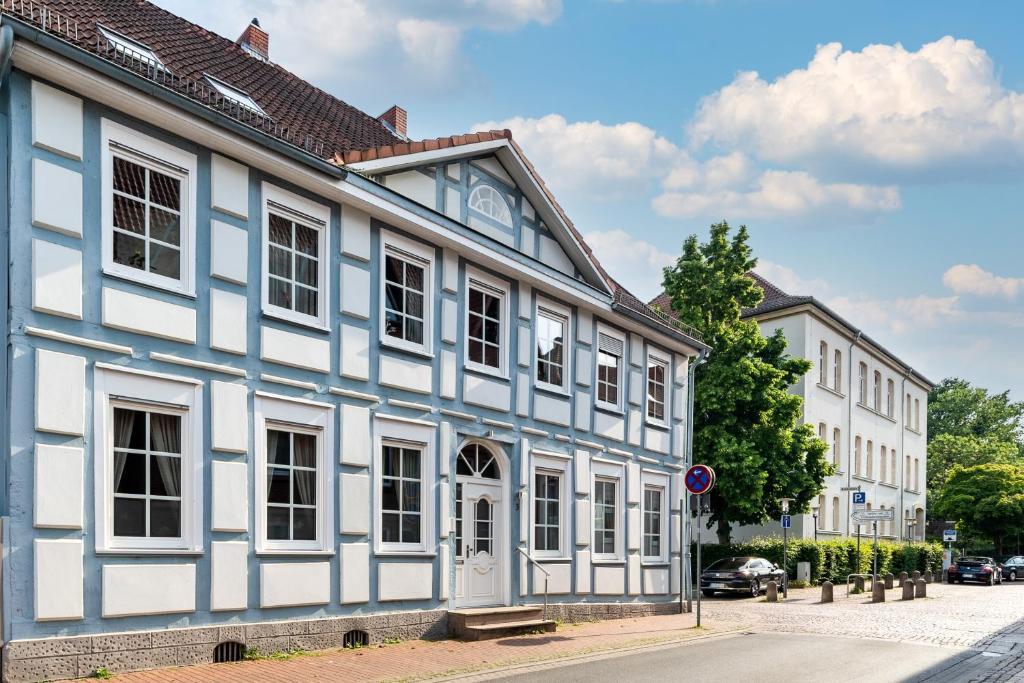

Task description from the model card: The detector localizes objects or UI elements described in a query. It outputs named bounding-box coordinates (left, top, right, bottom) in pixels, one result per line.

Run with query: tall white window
left=914, top=399, right=921, bottom=430
left=101, top=119, right=197, bottom=295
left=891, top=450, right=897, bottom=484
left=866, top=440, right=874, bottom=479
left=817, top=494, right=826, bottom=530
left=596, top=329, right=625, bottom=411
left=880, top=446, right=887, bottom=483
left=887, top=379, right=895, bottom=417
left=832, top=496, right=840, bottom=532
left=858, top=362, right=868, bottom=404
left=262, top=184, right=330, bottom=328
left=854, top=436, right=862, bottom=476
left=905, top=455, right=912, bottom=488
left=468, top=184, right=512, bottom=228
left=873, top=371, right=882, bottom=411
left=532, top=454, right=569, bottom=558
left=833, top=349, right=842, bottom=392
left=535, top=300, right=570, bottom=392
left=94, top=366, right=203, bottom=552
left=381, top=231, right=434, bottom=354
left=255, top=393, right=334, bottom=553
left=642, top=472, right=670, bottom=563
left=646, top=350, right=669, bottom=426
left=818, top=422, right=827, bottom=441
left=374, top=417, right=435, bottom=554
left=592, top=462, right=624, bottom=561
left=832, top=427, right=840, bottom=466
left=465, top=268, right=508, bottom=376
left=819, top=341, right=828, bottom=385
left=906, top=393, right=912, bottom=422
left=914, top=458, right=920, bottom=491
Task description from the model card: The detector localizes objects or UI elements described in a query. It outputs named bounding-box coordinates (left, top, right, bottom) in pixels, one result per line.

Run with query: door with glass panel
left=454, top=444, right=504, bottom=607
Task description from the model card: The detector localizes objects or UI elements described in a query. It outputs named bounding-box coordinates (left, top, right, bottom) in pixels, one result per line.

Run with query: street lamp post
left=780, top=498, right=794, bottom=598
left=811, top=505, right=819, bottom=544
left=905, top=517, right=917, bottom=545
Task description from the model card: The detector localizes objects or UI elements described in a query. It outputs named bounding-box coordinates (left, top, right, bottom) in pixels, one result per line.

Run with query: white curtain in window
left=294, top=434, right=316, bottom=505
left=150, top=413, right=181, bottom=497
left=113, top=408, right=136, bottom=492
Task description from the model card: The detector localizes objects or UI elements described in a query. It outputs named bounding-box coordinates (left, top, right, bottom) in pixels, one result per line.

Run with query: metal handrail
left=516, top=547, right=549, bottom=621
left=845, top=572, right=876, bottom=597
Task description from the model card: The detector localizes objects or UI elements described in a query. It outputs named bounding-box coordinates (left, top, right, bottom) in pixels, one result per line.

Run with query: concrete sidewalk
left=95, top=612, right=730, bottom=682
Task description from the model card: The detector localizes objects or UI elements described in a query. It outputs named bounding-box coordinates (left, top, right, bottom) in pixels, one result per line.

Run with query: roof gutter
left=611, top=301, right=710, bottom=354
left=0, top=17, right=14, bottom=85
left=3, top=15, right=346, bottom=179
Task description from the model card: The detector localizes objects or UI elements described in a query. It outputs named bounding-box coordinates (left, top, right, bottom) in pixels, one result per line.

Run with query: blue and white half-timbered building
left=0, top=2, right=707, bottom=679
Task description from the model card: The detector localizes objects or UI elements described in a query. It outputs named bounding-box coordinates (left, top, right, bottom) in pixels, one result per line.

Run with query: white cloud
left=689, top=37, right=1024, bottom=175
left=582, top=230, right=675, bottom=300
left=754, top=260, right=830, bottom=297
left=826, top=294, right=964, bottom=335
left=942, top=264, right=1024, bottom=299
left=154, top=0, right=561, bottom=99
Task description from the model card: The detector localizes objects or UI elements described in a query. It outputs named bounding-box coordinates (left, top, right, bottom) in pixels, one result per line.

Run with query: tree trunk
left=717, top=522, right=731, bottom=545
left=995, top=533, right=1004, bottom=557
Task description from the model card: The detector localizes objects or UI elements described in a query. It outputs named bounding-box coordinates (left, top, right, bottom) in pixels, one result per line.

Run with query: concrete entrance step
left=449, top=606, right=554, bottom=639
left=460, top=618, right=557, bottom=641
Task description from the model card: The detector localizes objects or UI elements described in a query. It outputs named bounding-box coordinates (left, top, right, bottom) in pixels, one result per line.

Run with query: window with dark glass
left=594, top=478, right=617, bottom=555
left=112, top=406, right=182, bottom=539
left=536, top=308, right=566, bottom=389
left=468, top=281, right=502, bottom=370
left=643, top=487, right=663, bottom=558
left=384, top=251, right=426, bottom=346
left=111, top=155, right=182, bottom=281
left=455, top=482, right=464, bottom=559
left=534, top=471, right=561, bottom=553
left=268, top=213, right=320, bottom=318
left=265, top=429, right=318, bottom=541
left=597, top=333, right=623, bottom=408
left=381, top=444, right=422, bottom=544
left=456, top=444, right=500, bottom=479
left=647, top=357, right=667, bottom=422
left=475, top=499, right=493, bottom=555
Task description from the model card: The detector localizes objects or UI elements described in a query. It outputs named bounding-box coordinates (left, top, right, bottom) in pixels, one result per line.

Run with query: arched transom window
left=457, top=443, right=500, bottom=479
left=468, top=184, right=513, bottom=228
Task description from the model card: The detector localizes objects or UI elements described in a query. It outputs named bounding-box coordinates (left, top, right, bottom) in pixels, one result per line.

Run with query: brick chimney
left=378, top=105, right=407, bottom=138
left=237, top=18, right=269, bottom=61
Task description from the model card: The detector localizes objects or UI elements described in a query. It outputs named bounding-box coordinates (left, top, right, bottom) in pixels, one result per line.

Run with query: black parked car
left=1000, top=556, right=1024, bottom=582
left=700, top=556, right=786, bottom=598
left=948, top=556, right=1003, bottom=585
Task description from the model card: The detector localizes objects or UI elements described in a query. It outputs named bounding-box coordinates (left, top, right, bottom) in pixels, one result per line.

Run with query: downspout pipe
left=0, top=18, right=15, bottom=84
left=846, top=331, right=862, bottom=538
left=682, top=348, right=709, bottom=613
left=899, top=367, right=912, bottom=541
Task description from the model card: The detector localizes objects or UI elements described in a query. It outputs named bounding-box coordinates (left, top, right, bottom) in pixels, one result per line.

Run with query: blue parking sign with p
left=852, top=492, right=866, bottom=505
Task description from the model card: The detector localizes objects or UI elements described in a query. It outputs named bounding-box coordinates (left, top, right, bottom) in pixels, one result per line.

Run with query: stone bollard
left=924, top=570, right=933, bottom=584
left=915, top=578, right=927, bottom=598
left=884, top=573, right=894, bottom=589
left=821, top=581, right=834, bottom=603
left=899, top=571, right=909, bottom=587
left=766, top=580, right=778, bottom=602
left=902, top=580, right=915, bottom=600
left=853, top=575, right=865, bottom=593
left=872, top=580, right=886, bottom=603
left=912, top=570, right=921, bottom=582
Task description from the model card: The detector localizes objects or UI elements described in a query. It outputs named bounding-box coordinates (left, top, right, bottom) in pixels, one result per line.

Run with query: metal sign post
left=685, top=465, right=716, bottom=629
left=852, top=491, right=867, bottom=572
left=872, top=521, right=879, bottom=578
left=696, top=494, right=703, bottom=627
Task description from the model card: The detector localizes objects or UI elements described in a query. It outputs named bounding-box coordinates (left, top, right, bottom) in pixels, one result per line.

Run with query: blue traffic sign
left=685, top=464, right=716, bottom=495
left=852, top=492, right=866, bottom=505
left=781, top=514, right=792, bottom=529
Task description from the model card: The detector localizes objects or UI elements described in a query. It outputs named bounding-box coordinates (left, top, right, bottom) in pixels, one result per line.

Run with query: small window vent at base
left=343, top=630, right=370, bottom=648
left=214, top=641, right=245, bottom=663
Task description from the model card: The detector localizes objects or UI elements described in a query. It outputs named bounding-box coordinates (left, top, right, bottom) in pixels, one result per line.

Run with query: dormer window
left=205, top=74, right=268, bottom=117
left=468, top=184, right=512, bottom=228
left=99, top=26, right=168, bottom=71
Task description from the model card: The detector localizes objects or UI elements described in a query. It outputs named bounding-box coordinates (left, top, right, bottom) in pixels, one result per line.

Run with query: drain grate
left=343, top=629, right=369, bottom=648
left=213, top=641, right=245, bottom=663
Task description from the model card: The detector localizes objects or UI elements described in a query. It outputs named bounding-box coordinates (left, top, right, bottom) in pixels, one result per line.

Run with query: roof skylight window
left=205, top=74, right=268, bottom=116
left=98, top=26, right=168, bottom=71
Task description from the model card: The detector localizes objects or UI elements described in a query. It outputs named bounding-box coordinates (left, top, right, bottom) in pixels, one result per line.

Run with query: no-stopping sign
left=685, top=464, right=716, bottom=495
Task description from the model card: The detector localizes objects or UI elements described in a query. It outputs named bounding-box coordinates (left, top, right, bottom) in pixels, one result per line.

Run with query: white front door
left=455, top=479, right=503, bottom=607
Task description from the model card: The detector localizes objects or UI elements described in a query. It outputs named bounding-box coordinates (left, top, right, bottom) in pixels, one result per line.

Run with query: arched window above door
left=457, top=443, right=500, bottom=479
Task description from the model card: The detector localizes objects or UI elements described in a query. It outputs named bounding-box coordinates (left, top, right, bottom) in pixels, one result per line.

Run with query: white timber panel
left=340, top=324, right=370, bottom=381
left=340, top=404, right=371, bottom=466
left=593, top=565, right=625, bottom=595
left=627, top=508, right=641, bottom=551
left=538, top=235, right=573, bottom=275
left=671, top=561, right=681, bottom=594
left=670, top=473, right=682, bottom=511
left=444, top=186, right=460, bottom=221
left=341, top=265, right=371, bottom=319
left=519, top=438, right=530, bottom=488
left=628, top=553, right=642, bottom=595
left=102, top=287, right=197, bottom=344
left=463, top=374, right=510, bottom=412
left=517, top=326, right=531, bottom=367
left=102, top=564, right=196, bottom=617
left=645, top=428, right=670, bottom=455
left=440, top=350, right=456, bottom=399
left=520, top=225, right=536, bottom=256
left=439, top=422, right=452, bottom=478
left=520, top=553, right=528, bottom=597
left=574, top=391, right=591, bottom=432
left=516, top=371, right=530, bottom=417
left=35, top=348, right=85, bottom=436
left=671, top=512, right=682, bottom=553
left=211, top=154, right=249, bottom=219
left=518, top=284, right=531, bottom=320
left=210, top=220, right=249, bottom=285
left=576, top=309, right=592, bottom=344
left=644, top=567, right=670, bottom=595
left=574, top=450, right=590, bottom=495
left=34, top=539, right=83, bottom=621
left=261, top=325, right=330, bottom=373
left=441, top=298, right=457, bottom=345
left=341, top=206, right=371, bottom=262
left=439, top=480, right=451, bottom=537
left=210, top=288, right=247, bottom=355
left=673, top=424, right=685, bottom=459
left=260, top=562, right=331, bottom=608
left=34, top=443, right=83, bottom=529
left=534, top=393, right=570, bottom=427
left=439, top=549, right=451, bottom=600
left=340, top=542, right=370, bottom=604
left=31, top=80, right=83, bottom=159
left=627, top=409, right=642, bottom=447
left=629, top=334, right=644, bottom=367
left=593, top=412, right=625, bottom=442
left=32, top=238, right=82, bottom=319
left=378, top=563, right=433, bottom=601
left=379, top=354, right=432, bottom=394
left=211, top=381, right=248, bottom=453
left=211, top=541, right=248, bottom=611
left=534, top=563, right=571, bottom=595
left=575, top=348, right=591, bottom=387
left=384, top=170, right=435, bottom=207
left=32, top=158, right=83, bottom=237
left=672, top=386, right=685, bottom=422
left=442, top=249, right=458, bottom=293
left=340, top=472, right=370, bottom=535
left=627, top=463, right=641, bottom=504
left=211, top=461, right=248, bottom=532
left=575, top=550, right=591, bottom=594
left=628, top=369, right=642, bottom=406
left=575, top=498, right=591, bottom=547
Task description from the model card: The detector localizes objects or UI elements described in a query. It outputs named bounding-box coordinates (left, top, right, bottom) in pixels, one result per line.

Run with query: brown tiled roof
left=11, top=0, right=401, bottom=157
left=338, top=130, right=513, bottom=164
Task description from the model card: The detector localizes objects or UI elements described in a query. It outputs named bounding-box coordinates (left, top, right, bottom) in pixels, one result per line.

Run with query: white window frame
left=93, top=364, right=203, bottom=553
left=531, top=453, right=571, bottom=560
left=99, top=25, right=167, bottom=70
left=641, top=470, right=670, bottom=564
left=534, top=298, right=572, bottom=394
left=261, top=182, right=331, bottom=330
left=818, top=341, right=828, bottom=385
left=645, top=348, right=670, bottom=428
left=380, top=230, right=435, bottom=356
left=100, top=119, right=197, bottom=296
left=205, top=73, right=267, bottom=116
left=373, top=415, right=436, bottom=555
left=595, top=325, right=626, bottom=413
left=833, top=349, right=842, bottom=393
left=592, top=460, right=625, bottom=562
left=463, top=266, right=510, bottom=378
left=858, top=362, right=868, bottom=405
left=468, top=183, right=513, bottom=228
left=254, top=392, right=335, bottom=554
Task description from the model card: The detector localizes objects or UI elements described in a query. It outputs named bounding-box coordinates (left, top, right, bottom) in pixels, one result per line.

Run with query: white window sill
left=535, top=382, right=570, bottom=399
left=102, top=268, right=196, bottom=300
left=261, top=308, right=330, bottom=334
left=464, top=363, right=510, bottom=382
left=534, top=555, right=572, bottom=563
left=879, top=482, right=899, bottom=490
left=645, top=420, right=669, bottom=431
left=851, top=475, right=874, bottom=483
left=905, top=427, right=923, bottom=435
left=595, top=404, right=625, bottom=417
left=815, top=382, right=845, bottom=399
left=592, top=558, right=627, bottom=565
left=374, top=549, right=438, bottom=558
left=379, top=339, right=434, bottom=360
left=255, top=549, right=335, bottom=557
left=96, top=548, right=204, bottom=556
left=855, top=402, right=897, bottom=423
left=641, top=559, right=671, bottom=567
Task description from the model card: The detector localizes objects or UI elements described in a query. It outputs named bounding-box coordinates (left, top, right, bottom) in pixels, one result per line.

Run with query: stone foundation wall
left=2, top=610, right=448, bottom=682
left=527, top=601, right=681, bottom=623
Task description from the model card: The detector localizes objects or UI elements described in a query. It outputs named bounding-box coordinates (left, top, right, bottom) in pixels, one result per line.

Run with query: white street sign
left=852, top=509, right=895, bottom=522
left=943, top=529, right=957, bottom=543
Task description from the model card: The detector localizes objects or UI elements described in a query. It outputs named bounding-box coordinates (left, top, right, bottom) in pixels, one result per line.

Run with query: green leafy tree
left=933, top=463, right=1024, bottom=556
left=928, top=378, right=1024, bottom=447
left=927, top=434, right=1019, bottom=492
left=661, top=222, right=832, bottom=543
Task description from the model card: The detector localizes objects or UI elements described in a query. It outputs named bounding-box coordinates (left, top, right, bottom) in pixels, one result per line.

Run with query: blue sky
left=157, top=0, right=1024, bottom=399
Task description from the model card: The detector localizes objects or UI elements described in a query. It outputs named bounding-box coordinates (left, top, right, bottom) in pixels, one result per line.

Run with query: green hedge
left=691, top=537, right=944, bottom=584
